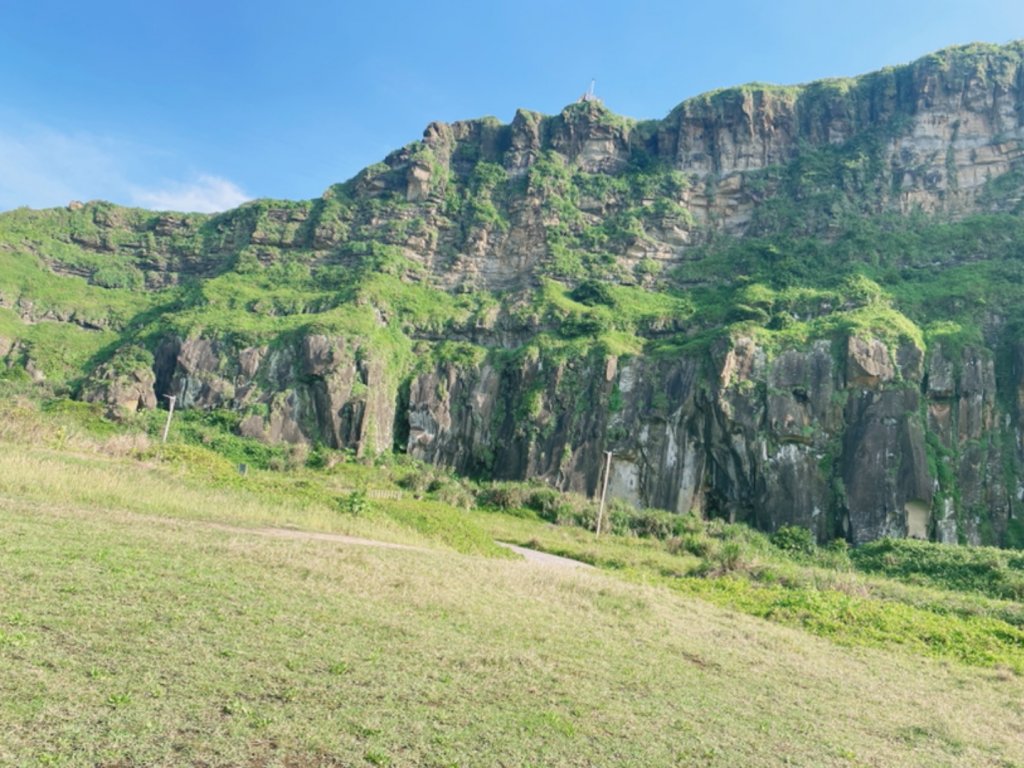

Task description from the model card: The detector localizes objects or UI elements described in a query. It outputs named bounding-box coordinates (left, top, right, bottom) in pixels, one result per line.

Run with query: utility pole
left=161, top=394, right=177, bottom=444
left=595, top=450, right=613, bottom=538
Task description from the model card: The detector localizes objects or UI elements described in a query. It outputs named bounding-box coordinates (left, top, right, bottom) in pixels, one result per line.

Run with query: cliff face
left=405, top=335, right=1015, bottom=546
left=657, top=48, right=1024, bottom=212
left=129, top=319, right=1019, bottom=546
left=6, top=42, right=1024, bottom=547
left=383, top=42, right=1024, bottom=288
left=146, top=334, right=399, bottom=456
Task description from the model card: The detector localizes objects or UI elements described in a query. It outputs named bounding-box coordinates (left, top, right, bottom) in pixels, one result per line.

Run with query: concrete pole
left=161, top=394, right=177, bottom=444
left=595, top=450, right=613, bottom=538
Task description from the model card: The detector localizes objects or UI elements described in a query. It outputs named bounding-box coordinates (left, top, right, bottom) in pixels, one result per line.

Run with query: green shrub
left=476, top=483, right=534, bottom=511
left=92, top=263, right=144, bottom=290
left=850, top=538, right=1024, bottom=601
left=669, top=532, right=718, bottom=559
left=694, top=540, right=746, bottom=576
left=568, top=280, right=615, bottom=307
left=717, top=541, right=745, bottom=572
left=826, top=538, right=849, bottom=553
left=305, top=445, right=330, bottom=469
left=771, top=525, right=817, bottom=555
left=554, top=497, right=601, bottom=531
left=626, top=508, right=677, bottom=539
left=524, top=488, right=563, bottom=521
left=814, top=538, right=853, bottom=570
left=397, top=470, right=433, bottom=495
left=475, top=482, right=585, bottom=522
left=427, top=476, right=476, bottom=510
left=605, top=498, right=634, bottom=535
left=173, top=410, right=288, bottom=470
left=337, top=490, right=370, bottom=516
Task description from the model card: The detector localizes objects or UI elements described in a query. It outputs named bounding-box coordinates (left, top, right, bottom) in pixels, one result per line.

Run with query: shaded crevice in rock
left=153, top=338, right=182, bottom=402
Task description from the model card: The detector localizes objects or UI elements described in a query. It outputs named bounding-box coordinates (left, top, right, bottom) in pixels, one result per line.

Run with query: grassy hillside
left=1, top=398, right=1024, bottom=766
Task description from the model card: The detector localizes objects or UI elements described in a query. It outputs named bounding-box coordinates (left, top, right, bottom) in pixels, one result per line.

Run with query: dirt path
left=495, top=542, right=593, bottom=570
left=204, top=521, right=428, bottom=552
left=214, top=523, right=593, bottom=570
left=212, top=523, right=593, bottom=570
left=205, top=520, right=592, bottom=570
left=0, top=493, right=592, bottom=570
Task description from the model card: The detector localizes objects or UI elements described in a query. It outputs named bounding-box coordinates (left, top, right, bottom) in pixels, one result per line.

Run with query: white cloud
left=0, top=125, right=125, bottom=211
left=0, top=120, right=250, bottom=214
left=130, top=175, right=251, bottom=213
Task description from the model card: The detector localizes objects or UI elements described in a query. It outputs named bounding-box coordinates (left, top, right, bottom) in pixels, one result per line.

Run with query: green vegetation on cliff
left=3, top=42, right=1024, bottom=548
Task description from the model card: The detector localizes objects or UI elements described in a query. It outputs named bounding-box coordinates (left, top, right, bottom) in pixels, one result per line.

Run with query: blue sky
left=2, top=0, right=1023, bottom=212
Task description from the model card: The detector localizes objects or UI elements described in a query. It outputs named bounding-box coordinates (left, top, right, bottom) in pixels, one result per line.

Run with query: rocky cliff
left=404, top=333, right=1017, bottom=546
left=4, top=42, right=1024, bottom=547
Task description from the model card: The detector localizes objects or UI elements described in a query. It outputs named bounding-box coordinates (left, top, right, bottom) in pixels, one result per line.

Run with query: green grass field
left=1, top=398, right=1024, bottom=766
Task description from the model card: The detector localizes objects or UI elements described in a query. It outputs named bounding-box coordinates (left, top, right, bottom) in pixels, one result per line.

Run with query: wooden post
left=595, top=450, right=613, bottom=538
left=161, top=394, right=177, bottom=444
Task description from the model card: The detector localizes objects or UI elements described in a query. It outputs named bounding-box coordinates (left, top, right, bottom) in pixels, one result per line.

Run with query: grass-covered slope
left=1, top=400, right=1024, bottom=766
left=7, top=496, right=1024, bottom=767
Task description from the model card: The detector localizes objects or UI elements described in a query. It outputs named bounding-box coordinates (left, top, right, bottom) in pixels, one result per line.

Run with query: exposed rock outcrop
left=153, top=334, right=396, bottom=455
left=6, top=42, right=1024, bottom=549
left=81, top=364, right=157, bottom=418
left=402, top=331, right=1018, bottom=546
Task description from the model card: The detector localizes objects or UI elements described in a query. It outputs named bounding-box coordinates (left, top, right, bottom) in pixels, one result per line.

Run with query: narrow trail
left=0, top=493, right=593, bottom=570
left=205, top=521, right=594, bottom=570
left=495, top=541, right=594, bottom=570
left=204, top=521, right=428, bottom=552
